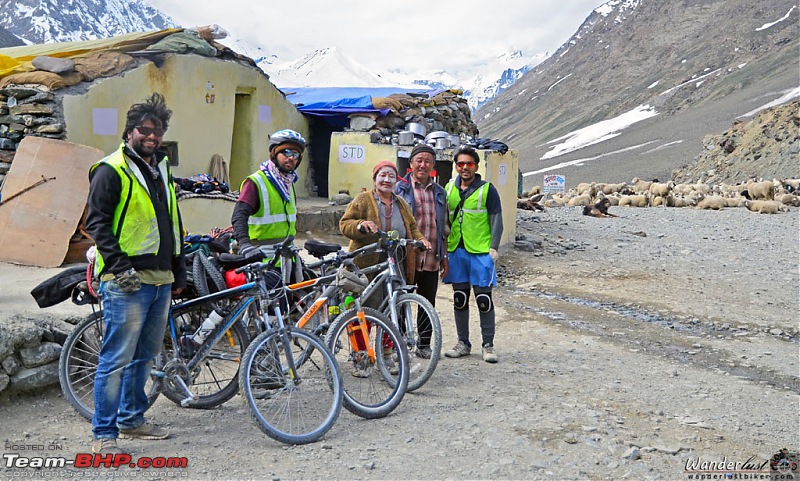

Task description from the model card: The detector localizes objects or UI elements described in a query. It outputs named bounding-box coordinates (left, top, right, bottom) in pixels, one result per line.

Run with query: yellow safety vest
left=91, top=144, right=181, bottom=274
left=243, top=170, right=297, bottom=241
left=446, top=180, right=491, bottom=253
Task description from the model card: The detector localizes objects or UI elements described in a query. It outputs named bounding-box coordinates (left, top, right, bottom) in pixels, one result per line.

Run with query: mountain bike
left=58, top=238, right=292, bottom=417
left=237, top=257, right=343, bottom=444
left=251, top=240, right=411, bottom=420
left=355, top=229, right=442, bottom=392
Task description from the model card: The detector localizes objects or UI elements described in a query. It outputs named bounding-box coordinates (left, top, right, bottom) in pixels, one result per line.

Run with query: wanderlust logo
left=684, top=449, right=799, bottom=480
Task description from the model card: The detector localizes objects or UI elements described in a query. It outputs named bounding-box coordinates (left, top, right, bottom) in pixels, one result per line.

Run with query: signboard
left=338, top=144, right=366, bottom=164
left=543, top=174, right=565, bottom=193
left=497, top=162, right=508, bottom=185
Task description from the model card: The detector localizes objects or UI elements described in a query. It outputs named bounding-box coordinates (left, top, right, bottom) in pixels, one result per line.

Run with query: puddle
left=517, top=289, right=693, bottom=332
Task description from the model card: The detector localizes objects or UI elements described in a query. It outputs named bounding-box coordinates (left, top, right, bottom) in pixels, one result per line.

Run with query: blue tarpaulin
left=281, top=87, right=431, bottom=127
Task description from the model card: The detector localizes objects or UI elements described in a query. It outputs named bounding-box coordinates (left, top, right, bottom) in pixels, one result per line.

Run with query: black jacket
left=85, top=145, right=186, bottom=288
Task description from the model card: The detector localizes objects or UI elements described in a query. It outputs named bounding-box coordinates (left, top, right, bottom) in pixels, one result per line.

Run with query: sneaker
left=351, top=366, right=371, bottom=378
left=383, top=348, right=399, bottom=375
left=444, top=341, right=471, bottom=358
left=91, top=437, right=123, bottom=455
left=415, top=346, right=432, bottom=359
left=118, top=421, right=169, bottom=440
left=482, top=344, right=498, bottom=363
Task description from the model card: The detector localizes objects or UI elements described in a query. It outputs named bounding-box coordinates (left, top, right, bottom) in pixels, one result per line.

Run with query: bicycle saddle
left=304, top=239, right=341, bottom=258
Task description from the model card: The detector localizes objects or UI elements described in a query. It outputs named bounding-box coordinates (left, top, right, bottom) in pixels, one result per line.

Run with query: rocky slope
left=477, top=0, right=799, bottom=185
left=672, top=100, right=800, bottom=183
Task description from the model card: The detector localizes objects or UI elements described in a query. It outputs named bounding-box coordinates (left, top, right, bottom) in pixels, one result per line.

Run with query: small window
left=160, top=141, right=179, bottom=166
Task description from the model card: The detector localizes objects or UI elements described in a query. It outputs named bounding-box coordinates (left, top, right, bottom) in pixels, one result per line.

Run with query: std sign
left=339, top=144, right=366, bottom=164
left=543, top=174, right=565, bottom=193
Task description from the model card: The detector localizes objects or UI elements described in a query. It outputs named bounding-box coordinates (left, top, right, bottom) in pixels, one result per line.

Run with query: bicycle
left=253, top=239, right=411, bottom=420
left=354, top=229, right=443, bottom=392
left=237, top=254, right=344, bottom=444
left=58, top=238, right=293, bottom=417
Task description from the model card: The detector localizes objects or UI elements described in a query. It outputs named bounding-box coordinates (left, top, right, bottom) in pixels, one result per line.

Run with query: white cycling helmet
left=269, top=129, right=306, bottom=154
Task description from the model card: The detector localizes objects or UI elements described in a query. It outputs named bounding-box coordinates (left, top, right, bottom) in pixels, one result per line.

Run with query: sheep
left=631, top=177, right=655, bottom=194
left=777, top=193, right=800, bottom=207
left=743, top=180, right=774, bottom=200
left=575, top=182, right=596, bottom=198
left=695, top=195, right=725, bottom=210
left=618, top=194, right=649, bottom=207
left=666, top=193, right=697, bottom=208
left=648, top=181, right=674, bottom=206
left=567, top=194, right=593, bottom=207
left=723, top=196, right=746, bottom=208
left=745, top=199, right=785, bottom=214
left=601, top=182, right=628, bottom=195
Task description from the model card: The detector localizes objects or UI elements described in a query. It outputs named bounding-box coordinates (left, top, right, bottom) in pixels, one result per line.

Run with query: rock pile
left=352, top=89, right=479, bottom=144
left=0, top=314, right=77, bottom=395
left=672, top=100, right=800, bottom=184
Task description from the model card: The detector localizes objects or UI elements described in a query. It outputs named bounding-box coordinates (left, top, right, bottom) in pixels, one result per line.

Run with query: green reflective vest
left=91, top=144, right=181, bottom=274
left=445, top=180, right=491, bottom=253
left=243, top=170, right=297, bottom=242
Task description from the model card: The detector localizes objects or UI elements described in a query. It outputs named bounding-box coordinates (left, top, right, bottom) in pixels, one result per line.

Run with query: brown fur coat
left=339, top=189, right=425, bottom=283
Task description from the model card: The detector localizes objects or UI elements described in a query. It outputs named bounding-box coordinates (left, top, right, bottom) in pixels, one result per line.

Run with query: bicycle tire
left=161, top=305, right=250, bottom=408
left=325, top=307, right=409, bottom=419
left=389, top=293, right=442, bottom=392
left=58, top=310, right=163, bottom=421
left=192, top=253, right=227, bottom=297
left=239, top=327, right=342, bottom=445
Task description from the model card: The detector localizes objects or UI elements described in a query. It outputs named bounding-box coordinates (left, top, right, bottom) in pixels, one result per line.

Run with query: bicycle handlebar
left=234, top=236, right=296, bottom=274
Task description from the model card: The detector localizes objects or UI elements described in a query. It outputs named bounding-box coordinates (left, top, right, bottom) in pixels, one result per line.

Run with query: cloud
left=147, top=0, right=603, bottom=77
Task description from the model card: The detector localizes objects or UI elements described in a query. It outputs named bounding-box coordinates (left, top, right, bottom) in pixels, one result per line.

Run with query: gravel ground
left=1, top=205, right=798, bottom=481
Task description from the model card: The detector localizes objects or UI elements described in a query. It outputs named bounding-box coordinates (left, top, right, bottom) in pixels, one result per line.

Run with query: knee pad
left=475, top=292, right=493, bottom=313
left=453, top=289, right=470, bottom=311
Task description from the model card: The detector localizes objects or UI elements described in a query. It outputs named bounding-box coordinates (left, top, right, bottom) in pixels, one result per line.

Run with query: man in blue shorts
left=442, top=145, right=503, bottom=363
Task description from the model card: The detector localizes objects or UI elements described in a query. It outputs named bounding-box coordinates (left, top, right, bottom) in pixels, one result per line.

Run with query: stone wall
left=0, top=86, right=66, bottom=185
left=351, top=89, right=479, bottom=144
left=0, top=314, right=80, bottom=396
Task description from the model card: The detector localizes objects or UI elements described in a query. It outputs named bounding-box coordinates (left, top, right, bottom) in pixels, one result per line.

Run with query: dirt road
left=1, top=206, right=797, bottom=480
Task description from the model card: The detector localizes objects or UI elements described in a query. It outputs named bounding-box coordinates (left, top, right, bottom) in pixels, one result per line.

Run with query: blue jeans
left=92, top=281, right=171, bottom=439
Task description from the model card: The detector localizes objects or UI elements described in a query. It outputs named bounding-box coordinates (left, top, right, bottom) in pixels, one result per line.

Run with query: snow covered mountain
left=247, top=43, right=541, bottom=111
left=256, top=46, right=419, bottom=89
left=0, top=0, right=178, bottom=44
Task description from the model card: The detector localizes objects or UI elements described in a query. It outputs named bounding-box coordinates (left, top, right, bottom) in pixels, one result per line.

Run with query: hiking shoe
left=482, top=344, right=498, bottom=363
left=91, top=437, right=123, bottom=455
left=383, top=348, right=399, bottom=375
left=118, top=421, right=169, bottom=440
left=415, top=346, right=432, bottom=359
left=444, top=341, right=471, bottom=358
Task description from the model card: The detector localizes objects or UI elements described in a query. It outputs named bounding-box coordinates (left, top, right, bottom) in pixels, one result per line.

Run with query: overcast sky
left=147, top=0, right=604, bottom=76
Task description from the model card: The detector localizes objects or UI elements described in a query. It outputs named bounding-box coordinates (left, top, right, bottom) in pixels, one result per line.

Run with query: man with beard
left=231, top=129, right=306, bottom=256
left=85, top=93, right=185, bottom=454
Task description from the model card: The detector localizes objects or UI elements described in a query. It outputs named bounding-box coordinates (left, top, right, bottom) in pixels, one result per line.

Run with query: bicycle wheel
left=390, top=293, right=442, bottom=392
left=161, top=304, right=250, bottom=408
left=239, top=327, right=342, bottom=445
left=58, top=310, right=163, bottom=421
left=325, top=307, right=409, bottom=419
left=192, top=253, right=227, bottom=297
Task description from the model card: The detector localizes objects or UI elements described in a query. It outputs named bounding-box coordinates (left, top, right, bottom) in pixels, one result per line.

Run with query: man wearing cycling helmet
left=231, top=129, right=306, bottom=255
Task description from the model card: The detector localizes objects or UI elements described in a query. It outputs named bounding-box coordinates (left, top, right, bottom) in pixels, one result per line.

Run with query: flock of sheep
left=518, top=177, right=800, bottom=214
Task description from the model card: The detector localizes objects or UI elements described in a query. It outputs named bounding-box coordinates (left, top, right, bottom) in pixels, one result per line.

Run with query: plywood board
left=0, top=137, right=105, bottom=267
